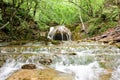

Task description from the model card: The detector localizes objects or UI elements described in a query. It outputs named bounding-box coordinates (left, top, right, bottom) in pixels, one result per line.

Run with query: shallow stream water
left=0, top=41, right=120, bottom=80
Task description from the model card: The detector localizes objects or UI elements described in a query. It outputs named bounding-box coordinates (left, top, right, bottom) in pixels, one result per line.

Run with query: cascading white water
left=0, top=57, right=105, bottom=80
left=52, top=61, right=105, bottom=80
left=110, top=65, right=120, bottom=80
left=0, top=41, right=120, bottom=80
left=0, top=59, right=23, bottom=80
left=110, top=59, right=120, bottom=80
left=47, top=25, right=71, bottom=40
left=0, top=56, right=44, bottom=80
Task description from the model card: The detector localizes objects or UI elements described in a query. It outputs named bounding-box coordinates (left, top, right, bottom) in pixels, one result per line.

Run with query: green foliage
left=86, top=0, right=120, bottom=36
left=88, top=21, right=117, bottom=36
left=35, top=0, right=79, bottom=29
left=33, top=0, right=105, bottom=30
left=71, top=0, right=105, bottom=21
left=88, top=23, right=99, bottom=36
left=101, top=6, right=120, bottom=21
left=100, top=22, right=117, bottom=32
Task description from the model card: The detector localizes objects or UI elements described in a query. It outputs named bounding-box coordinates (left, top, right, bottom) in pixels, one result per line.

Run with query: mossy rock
left=51, top=40, right=60, bottom=45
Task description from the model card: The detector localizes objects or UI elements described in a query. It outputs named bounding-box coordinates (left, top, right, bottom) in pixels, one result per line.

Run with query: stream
left=0, top=41, right=120, bottom=80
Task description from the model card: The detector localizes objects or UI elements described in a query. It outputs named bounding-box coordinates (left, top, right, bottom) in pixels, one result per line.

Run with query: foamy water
left=110, top=65, right=120, bottom=80
left=0, top=59, right=105, bottom=80
left=0, top=41, right=120, bottom=80
left=52, top=61, right=105, bottom=80
left=0, top=58, right=44, bottom=80
left=0, top=59, right=22, bottom=80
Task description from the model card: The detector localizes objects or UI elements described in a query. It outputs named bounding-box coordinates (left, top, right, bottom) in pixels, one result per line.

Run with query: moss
left=99, top=62, right=107, bottom=68
left=72, top=25, right=82, bottom=40
left=0, top=60, right=5, bottom=67
left=51, top=40, right=60, bottom=45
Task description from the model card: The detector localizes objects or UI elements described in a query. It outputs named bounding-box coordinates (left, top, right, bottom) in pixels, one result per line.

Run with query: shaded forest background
left=0, top=0, right=120, bottom=41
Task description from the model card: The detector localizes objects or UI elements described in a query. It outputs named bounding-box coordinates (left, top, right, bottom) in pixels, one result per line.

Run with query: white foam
left=110, top=65, right=120, bottom=80
left=0, top=59, right=22, bottom=80
left=53, top=61, right=105, bottom=80
left=0, top=58, right=44, bottom=80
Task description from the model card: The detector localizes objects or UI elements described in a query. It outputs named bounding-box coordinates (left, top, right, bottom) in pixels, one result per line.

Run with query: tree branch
left=0, top=22, right=9, bottom=30
left=69, top=1, right=92, bottom=16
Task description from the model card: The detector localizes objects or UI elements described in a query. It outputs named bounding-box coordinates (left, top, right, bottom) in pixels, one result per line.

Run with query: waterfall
left=47, top=25, right=71, bottom=40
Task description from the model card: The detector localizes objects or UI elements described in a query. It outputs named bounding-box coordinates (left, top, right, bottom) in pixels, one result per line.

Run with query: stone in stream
left=21, top=64, right=36, bottom=69
left=39, top=58, right=52, bottom=65
left=7, top=68, right=74, bottom=80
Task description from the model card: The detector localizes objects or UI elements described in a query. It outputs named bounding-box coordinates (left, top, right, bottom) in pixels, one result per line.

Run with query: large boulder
left=7, top=68, right=74, bottom=80
left=48, top=25, right=71, bottom=40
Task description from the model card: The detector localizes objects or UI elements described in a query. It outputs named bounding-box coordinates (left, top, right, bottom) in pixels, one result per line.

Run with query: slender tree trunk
left=75, top=0, right=87, bottom=34
left=117, top=0, right=120, bottom=24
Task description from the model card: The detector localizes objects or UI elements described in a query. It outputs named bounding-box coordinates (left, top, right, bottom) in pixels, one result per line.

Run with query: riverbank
left=89, top=25, right=120, bottom=48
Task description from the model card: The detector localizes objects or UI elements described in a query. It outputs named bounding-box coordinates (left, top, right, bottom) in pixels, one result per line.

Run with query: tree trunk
left=117, top=0, right=120, bottom=24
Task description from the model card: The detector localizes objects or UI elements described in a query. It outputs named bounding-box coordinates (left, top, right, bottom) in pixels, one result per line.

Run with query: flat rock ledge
left=7, top=68, right=74, bottom=80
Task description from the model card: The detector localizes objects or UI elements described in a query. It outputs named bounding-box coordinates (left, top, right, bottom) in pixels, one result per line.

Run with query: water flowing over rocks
left=47, top=25, right=71, bottom=40
left=111, top=65, right=120, bottom=80
left=0, top=41, right=120, bottom=80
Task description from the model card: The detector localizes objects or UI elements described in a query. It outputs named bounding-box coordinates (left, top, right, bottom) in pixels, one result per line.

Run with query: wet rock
left=7, top=68, right=74, bottom=80
left=69, top=53, right=76, bottom=55
left=21, top=64, right=36, bottom=69
left=39, top=59, right=52, bottom=65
